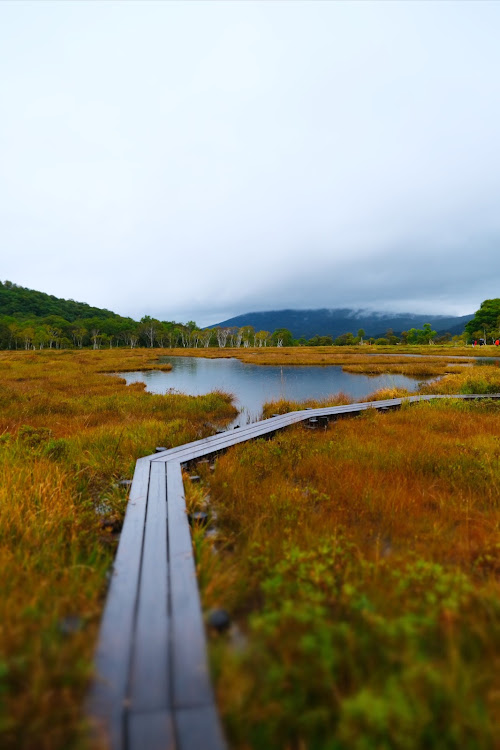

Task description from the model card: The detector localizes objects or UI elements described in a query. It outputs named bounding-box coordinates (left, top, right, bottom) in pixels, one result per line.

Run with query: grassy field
left=0, top=348, right=236, bottom=750
left=1, top=346, right=499, bottom=749
left=185, top=363, right=500, bottom=750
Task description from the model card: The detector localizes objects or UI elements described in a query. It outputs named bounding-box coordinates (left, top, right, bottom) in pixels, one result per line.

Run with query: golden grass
left=158, top=344, right=495, bottom=373
left=0, top=348, right=236, bottom=749
left=204, top=401, right=500, bottom=568
left=2, top=346, right=499, bottom=747
left=341, top=363, right=466, bottom=376
left=184, top=365, right=500, bottom=749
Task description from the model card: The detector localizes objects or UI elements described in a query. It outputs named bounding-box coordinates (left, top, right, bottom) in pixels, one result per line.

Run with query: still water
left=119, top=356, right=428, bottom=426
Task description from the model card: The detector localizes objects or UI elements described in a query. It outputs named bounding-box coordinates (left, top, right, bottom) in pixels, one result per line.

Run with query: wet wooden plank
left=152, top=398, right=423, bottom=464
left=153, top=407, right=371, bottom=464
left=128, top=709, right=176, bottom=750
left=150, top=413, right=304, bottom=460
left=166, top=460, right=215, bottom=709
left=130, top=461, right=170, bottom=711
left=176, top=704, right=227, bottom=750
left=88, top=457, right=151, bottom=749
left=151, top=393, right=500, bottom=461
left=90, top=391, right=500, bottom=747
left=153, top=414, right=318, bottom=464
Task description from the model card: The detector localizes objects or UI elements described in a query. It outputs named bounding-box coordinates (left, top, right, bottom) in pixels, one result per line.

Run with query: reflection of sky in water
left=119, top=356, right=426, bottom=426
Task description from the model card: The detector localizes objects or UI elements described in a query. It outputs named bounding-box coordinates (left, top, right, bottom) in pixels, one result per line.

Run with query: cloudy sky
left=1, top=1, right=499, bottom=326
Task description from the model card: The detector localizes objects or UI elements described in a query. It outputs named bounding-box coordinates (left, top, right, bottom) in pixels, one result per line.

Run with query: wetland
left=119, top=355, right=434, bottom=425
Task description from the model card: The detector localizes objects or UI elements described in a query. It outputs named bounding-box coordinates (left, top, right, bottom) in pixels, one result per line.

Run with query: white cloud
left=1, top=1, right=499, bottom=326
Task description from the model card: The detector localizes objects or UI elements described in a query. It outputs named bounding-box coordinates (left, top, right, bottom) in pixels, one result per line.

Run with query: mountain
left=208, top=308, right=474, bottom=339
left=0, top=280, right=121, bottom=322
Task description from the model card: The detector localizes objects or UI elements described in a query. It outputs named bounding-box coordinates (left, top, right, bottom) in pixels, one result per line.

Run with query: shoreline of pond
left=118, top=356, right=439, bottom=428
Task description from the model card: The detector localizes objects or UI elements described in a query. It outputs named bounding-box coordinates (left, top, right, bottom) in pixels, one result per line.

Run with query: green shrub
left=42, top=438, right=70, bottom=460
left=18, top=425, right=52, bottom=447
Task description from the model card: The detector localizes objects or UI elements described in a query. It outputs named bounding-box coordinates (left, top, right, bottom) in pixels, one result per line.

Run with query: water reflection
left=119, top=356, right=427, bottom=426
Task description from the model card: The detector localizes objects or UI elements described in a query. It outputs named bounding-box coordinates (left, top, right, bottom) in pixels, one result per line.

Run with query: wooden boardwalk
left=88, top=393, right=500, bottom=749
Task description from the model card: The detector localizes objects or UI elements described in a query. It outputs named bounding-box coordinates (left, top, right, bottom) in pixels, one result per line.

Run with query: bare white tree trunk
left=216, top=328, right=230, bottom=347
left=91, top=329, right=102, bottom=350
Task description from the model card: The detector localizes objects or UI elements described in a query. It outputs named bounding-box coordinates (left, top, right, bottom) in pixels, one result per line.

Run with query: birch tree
left=200, top=329, right=212, bottom=347
left=241, top=326, right=255, bottom=347
left=34, top=326, right=49, bottom=349
left=215, top=327, right=230, bottom=348
left=139, top=316, right=160, bottom=347
left=90, top=328, right=102, bottom=350
left=8, top=323, right=21, bottom=349
left=71, top=327, right=87, bottom=348
left=234, top=328, right=243, bottom=348
left=23, top=326, right=35, bottom=350
left=179, top=327, right=191, bottom=347
left=47, top=327, right=62, bottom=349
left=255, top=330, right=270, bottom=347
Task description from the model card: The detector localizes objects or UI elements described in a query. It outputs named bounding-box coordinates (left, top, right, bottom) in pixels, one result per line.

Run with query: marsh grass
left=0, top=348, right=236, bottom=749
left=185, top=365, right=500, bottom=749
left=341, top=363, right=465, bottom=377
left=160, top=344, right=499, bottom=369
left=3, top=346, right=499, bottom=748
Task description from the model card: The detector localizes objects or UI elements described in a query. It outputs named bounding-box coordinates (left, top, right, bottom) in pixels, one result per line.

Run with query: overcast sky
left=1, top=1, right=499, bottom=326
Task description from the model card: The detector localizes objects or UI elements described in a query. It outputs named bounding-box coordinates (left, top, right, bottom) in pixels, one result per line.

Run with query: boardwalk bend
left=88, top=393, right=500, bottom=750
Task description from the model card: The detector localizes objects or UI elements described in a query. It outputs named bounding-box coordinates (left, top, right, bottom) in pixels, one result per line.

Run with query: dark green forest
left=0, top=280, right=487, bottom=350
left=0, top=280, right=121, bottom=321
left=0, top=281, right=193, bottom=350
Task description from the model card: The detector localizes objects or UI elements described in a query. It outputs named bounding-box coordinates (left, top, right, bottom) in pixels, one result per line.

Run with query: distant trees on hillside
left=0, top=280, right=119, bottom=321
left=0, top=316, right=466, bottom=350
left=1, top=278, right=480, bottom=349
left=400, top=323, right=437, bottom=345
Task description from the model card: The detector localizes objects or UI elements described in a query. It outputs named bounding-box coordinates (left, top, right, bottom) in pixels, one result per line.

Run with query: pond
left=119, top=356, right=430, bottom=427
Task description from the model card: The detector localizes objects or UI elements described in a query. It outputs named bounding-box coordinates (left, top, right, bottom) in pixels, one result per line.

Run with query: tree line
left=4, top=280, right=496, bottom=350
left=0, top=316, right=296, bottom=350
left=0, top=314, right=469, bottom=350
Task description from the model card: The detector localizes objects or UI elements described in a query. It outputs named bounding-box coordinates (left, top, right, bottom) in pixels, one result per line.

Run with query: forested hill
left=0, top=280, right=191, bottom=350
left=0, top=280, right=120, bottom=321
left=0, top=279, right=482, bottom=350
left=211, top=308, right=474, bottom=339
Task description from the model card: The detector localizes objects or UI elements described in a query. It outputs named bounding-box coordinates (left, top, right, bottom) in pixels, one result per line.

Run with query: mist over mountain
left=209, top=309, right=473, bottom=339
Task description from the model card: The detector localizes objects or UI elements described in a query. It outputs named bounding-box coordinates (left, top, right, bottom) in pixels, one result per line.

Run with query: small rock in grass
left=207, top=609, right=231, bottom=633
left=58, top=615, right=83, bottom=636
left=101, top=517, right=122, bottom=533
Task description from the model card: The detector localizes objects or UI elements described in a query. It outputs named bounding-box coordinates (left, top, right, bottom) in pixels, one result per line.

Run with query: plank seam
left=124, top=460, right=151, bottom=738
